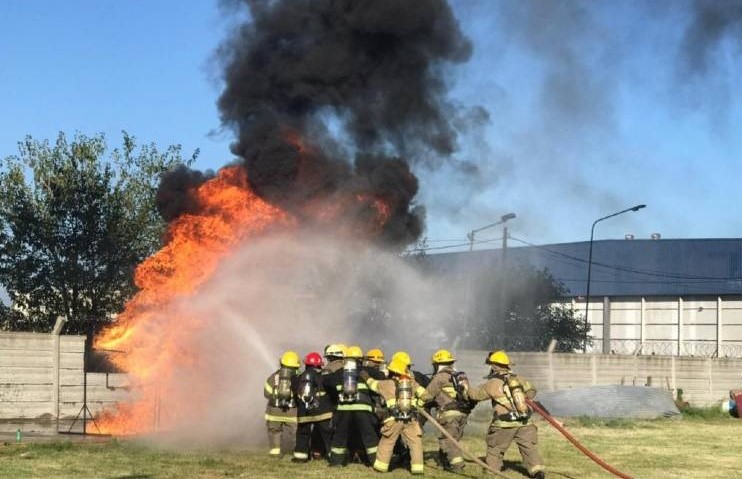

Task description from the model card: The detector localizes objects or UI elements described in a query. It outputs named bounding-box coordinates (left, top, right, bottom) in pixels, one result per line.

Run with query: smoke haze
left=418, top=0, right=742, bottom=244
left=131, top=233, right=462, bottom=445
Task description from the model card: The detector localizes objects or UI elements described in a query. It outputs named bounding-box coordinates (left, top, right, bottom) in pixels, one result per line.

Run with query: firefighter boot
left=437, top=449, right=449, bottom=469
left=328, top=449, right=348, bottom=467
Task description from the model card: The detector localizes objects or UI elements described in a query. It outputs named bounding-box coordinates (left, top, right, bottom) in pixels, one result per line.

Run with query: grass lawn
left=1, top=413, right=739, bottom=478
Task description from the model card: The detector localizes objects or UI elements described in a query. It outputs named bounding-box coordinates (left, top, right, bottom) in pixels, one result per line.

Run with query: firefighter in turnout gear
left=387, top=351, right=431, bottom=463
left=291, top=352, right=334, bottom=463
left=323, top=343, right=346, bottom=374
left=361, top=347, right=387, bottom=438
left=425, top=349, right=473, bottom=472
left=390, top=351, right=430, bottom=387
left=264, top=351, right=300, bottom=457
left=363, top=358, right=430, bottom=475
left=325, top=345, right=384, bottom=467
left=363, top=348, right=387, bottom=376
left=467, top=350, right=546, bottom=479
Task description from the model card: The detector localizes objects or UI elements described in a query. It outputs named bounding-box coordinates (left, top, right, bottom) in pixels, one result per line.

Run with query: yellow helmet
left=280, top=351, right=301, bottom=369
left=391, top=351, right=412, bottom=367
left=346, top=345, right=363, bottom=359
left=431, top=349, right=455, bottom=364
left=365, top=348, right=385, bottom=363
left=387, top=358, right=409, bottom=376
left=324, top=343, right=346, bottom=359
left=486, top=350, right=511, bottom=368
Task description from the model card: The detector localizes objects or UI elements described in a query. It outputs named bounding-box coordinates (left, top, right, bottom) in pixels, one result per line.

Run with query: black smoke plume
left=681, top=0, right=742, bottom=77
left=214, top=0, right=472, bottom=246
left=156, top=165, right=214, bottom=222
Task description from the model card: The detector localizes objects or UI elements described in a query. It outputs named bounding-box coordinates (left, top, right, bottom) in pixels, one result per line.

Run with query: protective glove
left=359, top=370, right=370, bottom=381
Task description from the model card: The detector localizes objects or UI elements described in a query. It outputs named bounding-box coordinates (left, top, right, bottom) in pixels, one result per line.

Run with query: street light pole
left=583, top=204, right=646, bottom=353
left=468, top=212, right=516, bottom=251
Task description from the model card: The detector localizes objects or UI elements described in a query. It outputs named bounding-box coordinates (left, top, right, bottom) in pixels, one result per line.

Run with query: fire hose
left=526, top=399, right=634, bottom=479
left=416, top=408, right=510, bottom=478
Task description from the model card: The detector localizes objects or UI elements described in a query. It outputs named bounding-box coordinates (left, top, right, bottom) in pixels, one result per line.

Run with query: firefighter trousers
left=266, top=420, right=297, bottom=456
left=485, top=423, right=545, bottom=475
left=329, top=410, right=379, bottom=465
left=294, top=419, right=332, bottom=461
left=437, top=413, right=467, bottom=468
left=374, top=419, right=424, bottom=474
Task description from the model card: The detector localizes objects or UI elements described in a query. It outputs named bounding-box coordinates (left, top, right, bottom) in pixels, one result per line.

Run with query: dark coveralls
left=325, top=364, right=385, bottom=466
left=291, top=366, right=333, bottom=461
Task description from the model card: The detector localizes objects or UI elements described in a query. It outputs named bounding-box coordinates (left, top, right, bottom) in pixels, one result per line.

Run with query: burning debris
left=94, top=0, right=474, bottom=436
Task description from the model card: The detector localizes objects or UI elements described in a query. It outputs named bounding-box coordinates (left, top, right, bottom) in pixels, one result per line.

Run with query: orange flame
left=94, top=147, right=396, bottom=434
left=95, top=166, right=292, bottom=433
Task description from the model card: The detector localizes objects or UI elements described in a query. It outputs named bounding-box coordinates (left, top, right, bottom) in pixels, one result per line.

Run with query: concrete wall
left=4, top=331, right=741, bottom=434
left=0, top=331, right=131, bottom=433
left=575, top=295, right=742, bottom=357
left=458, top=350, right=742, bottom=407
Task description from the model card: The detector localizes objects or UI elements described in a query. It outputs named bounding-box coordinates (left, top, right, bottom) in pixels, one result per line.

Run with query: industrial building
left=431, top=238, right=742, bottom=357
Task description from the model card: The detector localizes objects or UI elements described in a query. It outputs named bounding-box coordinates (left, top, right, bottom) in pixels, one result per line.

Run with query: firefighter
left=363, top=348, right=387, bottom=376
left=362, top=358, right=428, bottom=475
left=263, top=351, right=300, bottom=457
left=323, top=343, right=346, bottom=374
left=467, top=350, right=546, bottom=479
left=424, top=349, right=473, bottom=472
left=391, top=351, right=430, bottom=387
left=291, top=352, right=334, bottom=463
left=362, top=347, right=387, bottom=434
left=385, top=351, right=431, bottom=464
left=325, top=345, right=384, bottom=467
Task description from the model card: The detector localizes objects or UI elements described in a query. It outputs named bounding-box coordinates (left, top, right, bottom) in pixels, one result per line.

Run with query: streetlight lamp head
left=501, top=212, right=516, bottom=222
left=631, top=204, right=646, bottom=212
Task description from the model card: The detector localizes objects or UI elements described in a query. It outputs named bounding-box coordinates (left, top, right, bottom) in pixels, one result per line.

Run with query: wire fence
left=600, top=339, right=742, bottom=358
left=486, top=336, right=742, bottom=358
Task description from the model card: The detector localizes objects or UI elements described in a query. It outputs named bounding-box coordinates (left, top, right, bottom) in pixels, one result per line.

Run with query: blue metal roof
left=428, top=239, right=742, bottom=297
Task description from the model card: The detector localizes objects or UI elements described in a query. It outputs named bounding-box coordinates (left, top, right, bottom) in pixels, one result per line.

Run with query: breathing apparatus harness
left=339, top=357, right=360, bottom=403
left=272, top=366, right=296, bottom=409
left=436, top=365, right=473, bottom=413
left=487, top=369, right=531, bottom=423
left=392, top=375, right=416, bottom=421
left=298, top=367, right=321, bottom=410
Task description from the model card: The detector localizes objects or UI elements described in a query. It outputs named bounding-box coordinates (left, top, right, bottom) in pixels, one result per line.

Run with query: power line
left=407, top=234, right=742, bottom=283
left=508, top=236, right=742, bottom=281
left=404, top=236, right=503, bottom=253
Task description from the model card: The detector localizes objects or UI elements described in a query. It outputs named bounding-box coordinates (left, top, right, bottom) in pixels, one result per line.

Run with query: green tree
left=0, top=132, right=197, bottom=335
left=470, top=265, right=590, bottom=352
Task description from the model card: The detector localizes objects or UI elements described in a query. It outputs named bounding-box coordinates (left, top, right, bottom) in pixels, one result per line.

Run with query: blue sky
left=2, top=1, right=741, bottom=254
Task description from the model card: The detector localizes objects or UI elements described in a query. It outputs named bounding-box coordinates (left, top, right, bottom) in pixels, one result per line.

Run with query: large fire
left=94, top=162, right=392, bottom=434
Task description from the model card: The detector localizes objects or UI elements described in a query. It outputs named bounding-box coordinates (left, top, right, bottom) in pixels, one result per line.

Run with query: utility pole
left=465, top=213, right=516, bottom=349
left=500, top=225, right=509, bottom=343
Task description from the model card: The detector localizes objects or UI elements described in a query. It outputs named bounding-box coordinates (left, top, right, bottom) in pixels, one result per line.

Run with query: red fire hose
left=527, top=399, right=634, bottom=479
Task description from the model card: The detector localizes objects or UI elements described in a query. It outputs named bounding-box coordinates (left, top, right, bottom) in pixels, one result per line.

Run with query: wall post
left=51, top=316, right=67, bottom=430
left=602, top=296, right=611, bottom=354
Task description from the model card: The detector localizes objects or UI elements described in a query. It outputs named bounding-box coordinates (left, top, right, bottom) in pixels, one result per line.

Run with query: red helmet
left=304, top=352, right=323, bottom=367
